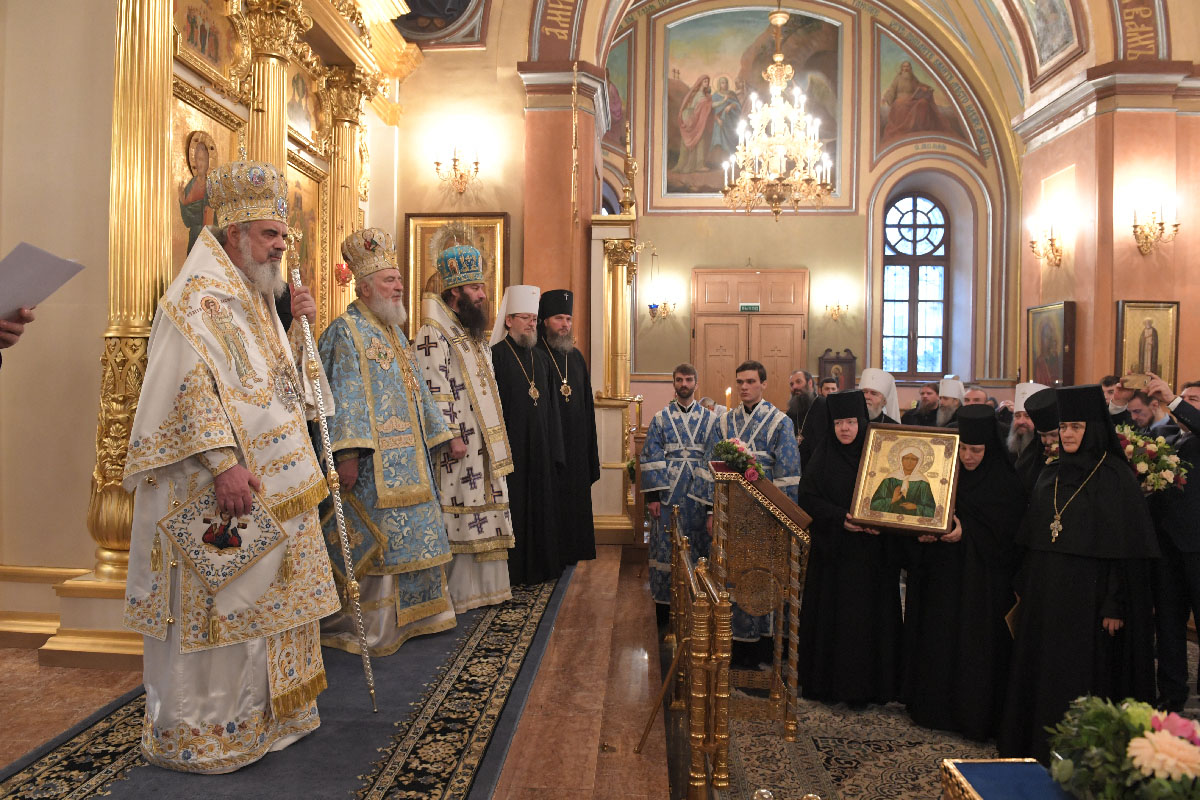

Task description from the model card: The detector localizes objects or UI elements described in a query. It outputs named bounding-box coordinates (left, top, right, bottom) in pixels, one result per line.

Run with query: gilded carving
left=87, top=336, right=149, bottom=581
left=358, top=135, right=370, bottom=202
left=325, top=66, right=380, bottom=125
left=244, top=0, right=312, bottom=59
left=330, top=0, right=371, bottom=48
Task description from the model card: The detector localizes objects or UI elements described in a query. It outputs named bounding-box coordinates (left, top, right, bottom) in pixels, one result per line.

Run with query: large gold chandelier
left=721, top=3, right=833, bottom=218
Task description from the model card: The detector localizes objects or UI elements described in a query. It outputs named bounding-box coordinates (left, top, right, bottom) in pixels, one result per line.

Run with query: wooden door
left=750, top=316, right=807, bottom=411
left=695, top=315, right=747, bottom=406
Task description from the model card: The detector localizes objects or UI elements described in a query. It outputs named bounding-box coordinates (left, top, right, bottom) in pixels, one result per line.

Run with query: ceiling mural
left=875, top=29, right=970, bottom=157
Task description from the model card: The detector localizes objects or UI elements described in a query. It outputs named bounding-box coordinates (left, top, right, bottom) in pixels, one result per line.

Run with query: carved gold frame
left=287, top=151, right=333, bottom=333
left=171, top=0, right=252, bottom=101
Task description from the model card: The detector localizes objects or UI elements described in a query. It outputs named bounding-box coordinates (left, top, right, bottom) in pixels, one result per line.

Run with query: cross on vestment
left=439, top=451, right=456, bottom=474
left=416, top=335, right=438, bottom=357
left=441, top=404, right=460, bottom=425
left=460, top=466, right=482, bottom=490
left=1050, top=515, right=1063, bottom=542
left=467, top=514, right=487, bottom=534
left=448, top=377, right=465, bottom=401
left=492, top=485, right=505, bottom=503
left=458, top=422, right=476, bottom=445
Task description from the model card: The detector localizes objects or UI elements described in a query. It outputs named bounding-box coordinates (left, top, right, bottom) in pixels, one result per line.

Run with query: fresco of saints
left=674, top=75, right=714, bottom=173
left=709, top=76, right=742, bottom=161
left=880, top=61, right=956, bottom=144
left=870, top=444, right=935, bottom=517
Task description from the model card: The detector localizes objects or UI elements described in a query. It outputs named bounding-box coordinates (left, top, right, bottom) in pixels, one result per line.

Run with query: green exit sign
left=739, top=302, right=760, bottom=312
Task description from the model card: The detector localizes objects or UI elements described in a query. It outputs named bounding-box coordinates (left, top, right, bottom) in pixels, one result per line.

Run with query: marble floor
left=492, top=545, right=671, bottom=799
left=0, top=647, right=142, bottom=768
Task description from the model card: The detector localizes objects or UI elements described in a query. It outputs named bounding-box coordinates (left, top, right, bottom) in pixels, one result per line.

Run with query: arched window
left=882, top=193, right=949, bottom=378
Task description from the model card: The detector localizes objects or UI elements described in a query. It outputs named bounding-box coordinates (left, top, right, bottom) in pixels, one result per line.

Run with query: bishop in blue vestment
left=317, top=229, right=459, bottom=656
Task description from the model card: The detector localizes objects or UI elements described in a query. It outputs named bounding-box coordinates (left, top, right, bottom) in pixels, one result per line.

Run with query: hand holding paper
left=0, top=242, right=84, bottom=322
left=0, top=307, right=34, bottom=349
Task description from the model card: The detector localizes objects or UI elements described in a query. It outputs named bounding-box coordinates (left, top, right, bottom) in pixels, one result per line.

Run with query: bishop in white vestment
left=122, top=158, right=339, bottom=773
left=317, top=228, right=458, bottom=656
left=414, top=224, right=516, bottom=611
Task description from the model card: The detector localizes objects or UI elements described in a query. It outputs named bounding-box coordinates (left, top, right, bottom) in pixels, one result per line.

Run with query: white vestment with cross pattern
left=414, top=294, right=515, bottom=612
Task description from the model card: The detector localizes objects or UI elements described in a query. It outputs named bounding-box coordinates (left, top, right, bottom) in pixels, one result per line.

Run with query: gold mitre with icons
left=341, top=228, right=399, bottom=282
left=206, top=156, right=288, bottom=229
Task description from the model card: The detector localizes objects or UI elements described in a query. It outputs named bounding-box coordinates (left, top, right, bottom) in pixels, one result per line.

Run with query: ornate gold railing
left=709, top=461, right=812, bottom=742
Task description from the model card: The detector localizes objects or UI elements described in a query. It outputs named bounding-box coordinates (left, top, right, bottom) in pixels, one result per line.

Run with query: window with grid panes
left=881, top=194, right=948, bottom=378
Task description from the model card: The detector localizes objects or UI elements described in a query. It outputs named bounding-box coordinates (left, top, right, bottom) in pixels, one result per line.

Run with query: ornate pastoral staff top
left=122, top=228, right=338, bottom=653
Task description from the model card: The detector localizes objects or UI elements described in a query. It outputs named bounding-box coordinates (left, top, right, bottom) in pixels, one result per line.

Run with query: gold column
left=602, top=238, right=636, bottom=399
left=86, top=0, right=174, bottom=582
left=244, top=0, right=310, bottom=170
left=325, top=66, right=377, bottom=319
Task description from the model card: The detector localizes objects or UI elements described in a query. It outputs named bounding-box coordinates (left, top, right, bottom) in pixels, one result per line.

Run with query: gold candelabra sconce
left=1029, top=226, right=1063, bottom=268
left=635, top=243, right=676, bottom=322
left=1132, top=208, right=1180, bottom=255
left=825, top=303, right=847, bottom=321
left=434, top=148, right=479, bottom=193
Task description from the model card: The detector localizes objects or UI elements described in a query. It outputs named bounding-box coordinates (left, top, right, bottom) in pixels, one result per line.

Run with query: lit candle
left=725, top=387, right=732, bottom=407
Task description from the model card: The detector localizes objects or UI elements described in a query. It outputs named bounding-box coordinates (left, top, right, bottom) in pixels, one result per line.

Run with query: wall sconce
left=825, top=303, right=847, bottom=321
left=1029, top=226, right=1063, bottom=267
left=434, top=148, right=479, bottom=193
left=1132, top=208, right=1180, bottom=255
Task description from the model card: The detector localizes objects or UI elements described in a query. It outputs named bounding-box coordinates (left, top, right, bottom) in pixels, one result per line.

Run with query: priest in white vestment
left=316, top=228, right=459, bottom=655
left=122, top=156, right=339, bottom=773
left=414, top=223, right=515, bottom=611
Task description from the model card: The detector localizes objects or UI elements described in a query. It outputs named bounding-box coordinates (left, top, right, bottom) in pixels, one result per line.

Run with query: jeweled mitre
left=341, top=227, right=399, bottom=282
left=207, top=158, right=288, bottom=228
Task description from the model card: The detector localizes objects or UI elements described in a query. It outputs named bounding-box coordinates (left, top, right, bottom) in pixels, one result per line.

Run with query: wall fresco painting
left=1018, top=0, right=1075, bottom=65
left=604, top=34, right=632, bottom=150
left=663, top=8, right=840, bottom=196
left=877, top=32, right=967, bottom=151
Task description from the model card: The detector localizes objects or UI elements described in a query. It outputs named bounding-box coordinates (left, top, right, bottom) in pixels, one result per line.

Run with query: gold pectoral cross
left=1050, top=514, right=1063, bottom=542
left=560, top=379, right=572, bottom=401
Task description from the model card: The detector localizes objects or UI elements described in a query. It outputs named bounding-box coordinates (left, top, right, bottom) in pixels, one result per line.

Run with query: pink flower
left=1152, top=712, right=1200, bottom=744
left=736, top=445, right=746, bottom=453
left=745, top=468, right=760, bottom=482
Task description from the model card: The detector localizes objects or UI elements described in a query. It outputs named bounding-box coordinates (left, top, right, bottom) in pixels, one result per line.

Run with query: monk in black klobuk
left=536, top=289, right=600, bottom=564
left=1014, top=386, right=1060, bottom=495
left=901, top=404, right=1024, bottom=740
left=490, top=286, right=567, bottom=585
left=796, top=390, right=903, bottom=705
left=998, top=384, right=1159, bottom=763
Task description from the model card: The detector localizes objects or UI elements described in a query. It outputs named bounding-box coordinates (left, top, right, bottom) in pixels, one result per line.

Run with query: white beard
left=936, top=406, right=956, bottom=427
left=866, top=399, right=884, bottom=419
left=364, top=294, right=407, bottom=328
left=237, top=238, right=285, bottom=297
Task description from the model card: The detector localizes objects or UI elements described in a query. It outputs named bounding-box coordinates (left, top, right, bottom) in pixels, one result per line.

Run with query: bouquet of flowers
left=712, top=438, right=763, bottom=482
left=1045, top=440, right=1060, bottom=464
left=625, top=458, right=636, bottom=484
left=1049, top=696, right=1200, bottom=799
left=1115, top=424, right=1190, bottom=492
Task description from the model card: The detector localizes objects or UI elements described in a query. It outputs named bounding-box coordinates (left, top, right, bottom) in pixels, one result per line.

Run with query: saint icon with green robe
left=870, top=443, right=936, bottom=517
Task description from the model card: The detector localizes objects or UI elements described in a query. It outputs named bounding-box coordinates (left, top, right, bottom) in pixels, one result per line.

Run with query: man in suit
left=1146, top=377, right=1200, bottom=711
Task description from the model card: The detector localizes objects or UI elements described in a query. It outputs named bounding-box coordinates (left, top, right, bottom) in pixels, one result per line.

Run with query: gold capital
left=325, top=66, right=379, bottom=125
left=244, top=0, right=312, bottom=60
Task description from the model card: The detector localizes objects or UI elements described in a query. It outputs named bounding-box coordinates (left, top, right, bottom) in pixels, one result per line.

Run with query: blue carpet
left=0, top=575, right=569, bottom=800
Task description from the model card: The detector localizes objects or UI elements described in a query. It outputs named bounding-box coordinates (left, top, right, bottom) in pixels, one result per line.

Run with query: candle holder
left=1132, top=209, right=1180, bottom=255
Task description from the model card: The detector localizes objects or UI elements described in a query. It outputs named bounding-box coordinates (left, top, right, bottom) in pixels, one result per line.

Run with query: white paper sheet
left=0, top=242, right=85, bottom=320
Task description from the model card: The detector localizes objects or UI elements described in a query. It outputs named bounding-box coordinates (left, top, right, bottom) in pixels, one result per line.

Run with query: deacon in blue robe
left=317, top=229, right=459, bottom=657
left=640, top=364, right=719, bottom=607
left=698, top=361, right=802, bottom=642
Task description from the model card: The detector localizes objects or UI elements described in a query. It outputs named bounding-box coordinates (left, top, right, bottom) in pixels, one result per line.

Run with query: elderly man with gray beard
left=315, top=229, right=460, bottom=657
left=122, top=156, right=339, bottom=772
left=537, top=289, right=600, bottom=564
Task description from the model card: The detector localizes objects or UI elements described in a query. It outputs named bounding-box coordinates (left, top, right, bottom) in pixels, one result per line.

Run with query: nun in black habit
left=796, top=390, right=903, bottom=705
left=901, top=404, right=1025, bottom=740
left=536, top=289, right=601, bottom=565
left=998, top=384, right=1159, bottom=763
